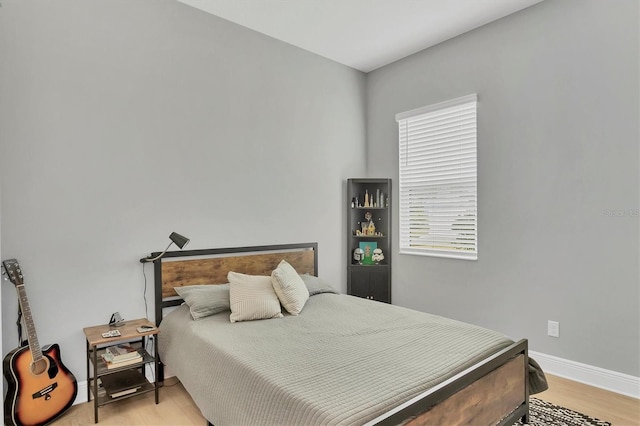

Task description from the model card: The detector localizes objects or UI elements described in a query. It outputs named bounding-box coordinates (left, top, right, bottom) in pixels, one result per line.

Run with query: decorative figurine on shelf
left=353, top=248, right=364, bottom=264
left=363, top=211, right=375, bottom=235
left=372, top=248, right=384, bottom=264
left=364, top=190, right=370, bottom=207
left=361, top=242, right=375, bottom=265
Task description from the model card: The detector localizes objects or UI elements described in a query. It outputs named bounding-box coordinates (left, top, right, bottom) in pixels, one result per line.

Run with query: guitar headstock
left=1, top=259, right=23, bottom=286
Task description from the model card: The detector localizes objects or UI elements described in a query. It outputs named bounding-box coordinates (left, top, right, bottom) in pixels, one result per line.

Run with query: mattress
left=159, top=293, right=514, bottom=426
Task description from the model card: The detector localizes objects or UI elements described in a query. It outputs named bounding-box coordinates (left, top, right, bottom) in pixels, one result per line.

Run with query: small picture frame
left=359, top=241, right=377, bottom=265
left=109, top=312, right=124, bottom=327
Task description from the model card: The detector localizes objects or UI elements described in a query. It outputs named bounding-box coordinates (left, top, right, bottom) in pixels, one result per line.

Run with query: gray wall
left=0, top=0, right=365, bottom=382
left=367, top=0, right=639, bottom=376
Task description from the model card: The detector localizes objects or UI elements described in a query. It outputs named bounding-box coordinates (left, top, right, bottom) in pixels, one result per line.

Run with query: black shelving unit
left=83, top=320, right=160, bottom=423
left=347, top=178, right=391, bottom=303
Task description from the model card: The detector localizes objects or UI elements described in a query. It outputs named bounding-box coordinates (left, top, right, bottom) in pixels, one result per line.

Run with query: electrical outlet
left=547, top=320, right=560, bottom=338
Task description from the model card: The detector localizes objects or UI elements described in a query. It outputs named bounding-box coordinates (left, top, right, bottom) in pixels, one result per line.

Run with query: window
left=396, top=94, right=477, bottom=260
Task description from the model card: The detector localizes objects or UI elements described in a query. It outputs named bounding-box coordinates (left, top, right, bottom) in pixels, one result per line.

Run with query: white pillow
left=228, top=271, right=283, bottom=323
left=271, top=260, right=310, bottom=315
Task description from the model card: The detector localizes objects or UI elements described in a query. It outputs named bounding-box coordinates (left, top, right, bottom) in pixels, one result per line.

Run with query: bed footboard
left=368, top=339, right=529, bottom=426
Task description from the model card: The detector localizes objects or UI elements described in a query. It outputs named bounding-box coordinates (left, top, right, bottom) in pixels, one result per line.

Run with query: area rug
left=514, top=397, right=611, bottom=426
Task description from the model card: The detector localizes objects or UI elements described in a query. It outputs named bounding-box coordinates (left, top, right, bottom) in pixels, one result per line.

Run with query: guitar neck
left=16, top=284, right=43, bottom=362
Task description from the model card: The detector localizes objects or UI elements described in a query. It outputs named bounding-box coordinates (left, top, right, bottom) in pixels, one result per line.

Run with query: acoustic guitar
left=1, top=259, right=77, bottom=426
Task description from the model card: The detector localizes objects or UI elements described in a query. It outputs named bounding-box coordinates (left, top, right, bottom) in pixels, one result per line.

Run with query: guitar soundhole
left=31, top=358, right=48, bottom=375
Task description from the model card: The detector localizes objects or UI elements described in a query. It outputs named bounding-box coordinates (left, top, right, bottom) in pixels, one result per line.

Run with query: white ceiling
left=176, top=0, right=543, bottom=72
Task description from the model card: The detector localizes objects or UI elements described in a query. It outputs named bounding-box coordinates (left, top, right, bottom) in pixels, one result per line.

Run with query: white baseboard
left=530, top=350, right=640, bottom=399
left=75, top=380, right=88, bottom=405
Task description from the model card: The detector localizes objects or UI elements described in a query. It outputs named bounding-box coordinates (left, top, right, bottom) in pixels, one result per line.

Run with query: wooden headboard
left=152, top=242, right=318, bottom=325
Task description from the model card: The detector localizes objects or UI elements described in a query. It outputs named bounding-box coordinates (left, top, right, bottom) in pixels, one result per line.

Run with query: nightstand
left=83, top=318, right=160, bottom=423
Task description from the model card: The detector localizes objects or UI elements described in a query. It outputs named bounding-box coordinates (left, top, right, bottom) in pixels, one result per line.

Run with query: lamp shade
left=139, top=231, right=191, bottom=263
left=169, top=232, right=190, bottom=249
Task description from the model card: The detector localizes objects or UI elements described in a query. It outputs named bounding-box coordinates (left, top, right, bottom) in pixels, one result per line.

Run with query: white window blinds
left=396, top=94, right=478, bottom=260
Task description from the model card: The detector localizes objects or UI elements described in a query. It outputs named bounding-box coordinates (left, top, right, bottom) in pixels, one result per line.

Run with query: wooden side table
left=83, top=318, right=160, bottom=423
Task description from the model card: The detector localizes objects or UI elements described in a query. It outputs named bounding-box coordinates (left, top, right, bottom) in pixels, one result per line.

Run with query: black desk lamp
left=139, top=232, right=190, bottom=263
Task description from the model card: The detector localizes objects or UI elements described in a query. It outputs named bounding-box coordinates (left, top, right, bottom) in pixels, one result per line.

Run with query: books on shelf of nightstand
left=101, top=344, right=143, bottom=369
left=99, top=369, right=146, bottom=398
left=101, top=354, right=142, bottom=369
left=105, top=344, right=140, bottom=362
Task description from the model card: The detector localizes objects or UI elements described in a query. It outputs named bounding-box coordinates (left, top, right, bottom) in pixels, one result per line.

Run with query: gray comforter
left=159, top=293, right=531, bottom=425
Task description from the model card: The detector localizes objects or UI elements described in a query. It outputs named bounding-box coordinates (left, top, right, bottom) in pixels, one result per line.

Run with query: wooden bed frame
left=152, top=242, right=529, bottom=426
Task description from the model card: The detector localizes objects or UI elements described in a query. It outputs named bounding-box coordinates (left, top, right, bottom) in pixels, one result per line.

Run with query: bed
left=152, top=242, right=545, bottom=426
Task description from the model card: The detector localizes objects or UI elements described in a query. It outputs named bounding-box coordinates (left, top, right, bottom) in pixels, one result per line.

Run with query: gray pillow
left=300, top=274, right=339, bottom=296
left=174, top=284, right=230, bottom=320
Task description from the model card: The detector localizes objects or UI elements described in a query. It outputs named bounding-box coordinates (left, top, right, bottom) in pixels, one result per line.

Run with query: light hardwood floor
left=537, top=375, right=639, bottom=426
left=52, top=374, right=639, bottom=426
